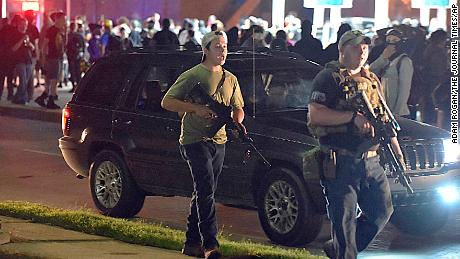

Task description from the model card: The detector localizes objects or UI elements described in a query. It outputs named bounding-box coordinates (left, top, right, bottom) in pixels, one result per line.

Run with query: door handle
left=113, top=118, right=132, bottom=125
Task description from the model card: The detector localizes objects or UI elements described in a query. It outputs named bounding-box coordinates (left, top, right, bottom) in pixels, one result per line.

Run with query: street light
left=1, top=0, right=6, bottom=18
left=272, top=0, right=285, bottom=30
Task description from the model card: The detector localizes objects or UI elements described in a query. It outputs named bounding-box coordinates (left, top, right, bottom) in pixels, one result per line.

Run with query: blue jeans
left=14, top=63, right=33, bottom=103
left=321, top=155, right=393, bottom=259
left=180, top=140, right=225, bottom=249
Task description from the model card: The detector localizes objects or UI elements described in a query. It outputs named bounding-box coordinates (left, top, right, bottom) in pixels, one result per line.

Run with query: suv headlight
left=443, top=139, right=460, bottom=164
left=437, top=185, right=460, bottom=203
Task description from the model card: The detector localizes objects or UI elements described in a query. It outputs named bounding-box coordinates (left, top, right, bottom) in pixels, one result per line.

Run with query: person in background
left=66, top=22, right=85, bottom=92
left=183, top=30, right=200, bottom=51
left=129, top=19, right=143, bottom=47
left=322, top=23, right=352, bottom=64
left=142, top=19, right=156, bottom=47
left=291, top=19, right=323, bottom=64
left=0, top=17, right=18, bottom=100
left=240, top=25, right=268, bottom=50
left=152, top=18, right=179, bottom=50
left=35, top=11, right=66, bottom=109
left=370, top=28, right=414, bottom=117
left=226, top=26, right=239, bottom=50
left=368, top=29, right=388, bottom=64
left=87, top=23, right=103, bottom=63
left=206, top=15, right=217, bottom=32
left=270, top=30, right=289, bottom=51
left=10, top=17, right=34, bottom=105
left=24, top=10, right=39, bottom=102
left=118, top=26, right=133, bottom=50
left=101, top=19, right=114, bottom=56
left=178, top=18, right=194, bottom=46
left=0, top=18, right=12, bottom=100
left=420, top=29, right=449, bottom=125
left=35, top=12, right=52, bottom=91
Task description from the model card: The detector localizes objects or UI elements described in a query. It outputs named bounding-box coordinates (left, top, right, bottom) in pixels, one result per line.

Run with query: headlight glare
left=436, top=186, right=460, bottom=203
left=442, top=139, right=460, bottom=164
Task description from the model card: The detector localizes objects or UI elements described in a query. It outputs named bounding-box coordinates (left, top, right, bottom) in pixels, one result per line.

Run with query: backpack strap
left=395, top=53, right=409, bottom=76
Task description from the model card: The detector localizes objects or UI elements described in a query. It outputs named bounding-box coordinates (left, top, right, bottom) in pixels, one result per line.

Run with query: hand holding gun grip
left=351, top=91, right=413, bottom=194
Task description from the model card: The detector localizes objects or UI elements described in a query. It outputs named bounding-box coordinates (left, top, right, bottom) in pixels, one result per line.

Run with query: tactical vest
left=308, top=64, right=384, bottom=138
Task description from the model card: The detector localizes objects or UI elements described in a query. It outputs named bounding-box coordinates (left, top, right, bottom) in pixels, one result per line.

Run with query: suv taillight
left=62, top=106, right=71, bottom=136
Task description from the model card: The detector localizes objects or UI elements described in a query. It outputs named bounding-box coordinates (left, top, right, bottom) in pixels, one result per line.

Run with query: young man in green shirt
left=161, top=31, right=245, bottom=259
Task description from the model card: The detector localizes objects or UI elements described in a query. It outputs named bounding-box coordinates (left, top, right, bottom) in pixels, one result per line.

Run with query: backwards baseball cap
left=50, top=11, right=65, bottom=22
left=386, top=28, right=403, bottom=38
left=201, top=30, right=227, bottom=50
left=338, top=30, right=371, bottom=50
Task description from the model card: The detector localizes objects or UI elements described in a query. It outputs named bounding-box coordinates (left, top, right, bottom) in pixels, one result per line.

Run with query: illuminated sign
left=21, top=1, right=40, bottom=11
left=411, top=0, right=451, bottom=8
left=303, top=0, right=353, bottom=8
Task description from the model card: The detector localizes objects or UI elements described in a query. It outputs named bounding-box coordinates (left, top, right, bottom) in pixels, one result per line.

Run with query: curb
left=0, top=105, right=61, bottom=124
left=0, top=220, right=11, bottom=245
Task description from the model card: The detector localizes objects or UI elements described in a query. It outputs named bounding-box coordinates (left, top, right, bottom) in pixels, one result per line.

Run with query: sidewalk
left=0, top=216, right=191, bottom=259
left=0, top=83, right=73, bottom=123
left=0, top=87, right=193, bottom=259
left=0, top=87, right=282, bottom=259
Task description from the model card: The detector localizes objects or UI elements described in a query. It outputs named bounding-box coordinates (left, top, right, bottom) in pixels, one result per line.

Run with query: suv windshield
left=237, top=69, right=314, bottom=115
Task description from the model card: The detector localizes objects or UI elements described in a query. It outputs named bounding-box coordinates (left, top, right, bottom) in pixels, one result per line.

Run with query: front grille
left=392, top=190, right=440, bottom=206
left=400, top=140, right=444, bottom=173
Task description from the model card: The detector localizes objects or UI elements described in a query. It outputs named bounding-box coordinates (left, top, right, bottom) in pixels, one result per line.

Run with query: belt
left=333, top=149, right=378, bottom=159
left=364, top=150, right=378, bottom=158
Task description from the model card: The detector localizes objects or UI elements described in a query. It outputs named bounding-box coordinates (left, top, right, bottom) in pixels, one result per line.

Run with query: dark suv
left=59, top=49, right=460, bottom=246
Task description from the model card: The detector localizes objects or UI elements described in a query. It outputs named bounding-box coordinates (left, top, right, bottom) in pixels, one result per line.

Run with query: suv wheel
left=90, top=150, right=145, bottom=218
left=391, top=205, right=449, bottom=235
left=257, top=167, right=323, bottom=246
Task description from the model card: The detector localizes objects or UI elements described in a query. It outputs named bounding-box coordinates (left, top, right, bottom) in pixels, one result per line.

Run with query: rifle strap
left=211, top=67, right=226, bottom=99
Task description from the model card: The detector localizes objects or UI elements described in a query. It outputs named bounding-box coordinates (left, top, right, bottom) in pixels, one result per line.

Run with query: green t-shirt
left=164, top=64, right=244, bottom=145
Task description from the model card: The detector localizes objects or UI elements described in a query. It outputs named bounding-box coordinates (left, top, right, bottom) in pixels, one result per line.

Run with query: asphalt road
left=1, top=116, right=459, bottom=258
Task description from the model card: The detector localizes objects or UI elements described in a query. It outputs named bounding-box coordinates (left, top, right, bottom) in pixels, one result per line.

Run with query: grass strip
left=0, top=201, right=324, bottom=259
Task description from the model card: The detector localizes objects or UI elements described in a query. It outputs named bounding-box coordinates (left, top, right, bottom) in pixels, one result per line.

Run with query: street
left=1, top=115, right=459, bottom=258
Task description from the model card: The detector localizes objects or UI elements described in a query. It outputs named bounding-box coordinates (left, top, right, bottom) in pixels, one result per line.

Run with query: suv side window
left=136, top=80, right=164, bottom=113
left=237, top=69, right=315, bottom=115
left=77, top=60, right=131, bottom=107
left=129, top=66, right=181, bottom=114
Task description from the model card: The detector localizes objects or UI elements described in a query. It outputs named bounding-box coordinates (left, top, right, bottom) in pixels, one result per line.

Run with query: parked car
left=59, top=49, right=460, bottom=246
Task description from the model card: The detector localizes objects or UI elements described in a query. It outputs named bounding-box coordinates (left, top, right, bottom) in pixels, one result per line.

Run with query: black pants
left=321, top=155, right=393, bottom=259
left=68, top=58, right=82, bottom=86
left=180, top=140, right=225, bottom=249
left=0, top=64, right=16, bottom=99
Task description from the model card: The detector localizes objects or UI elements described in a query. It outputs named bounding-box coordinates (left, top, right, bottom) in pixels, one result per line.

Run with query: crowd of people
left=0, top=10, right=451, bottom=128
left=0, top=9, right=453, bottom=259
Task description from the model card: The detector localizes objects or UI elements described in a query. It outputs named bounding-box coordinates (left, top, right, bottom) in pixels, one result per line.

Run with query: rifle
left=188, top=83, right=271, bottom=168
left=349, top=91, right=414, bottom=194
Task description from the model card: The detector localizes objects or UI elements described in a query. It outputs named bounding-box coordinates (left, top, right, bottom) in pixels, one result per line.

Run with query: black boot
left=323, top=239, right=335, bottom=259
left=7, top=89, right=14, bottom=101
left=34, top=92, right=48, bottom=107
left=46, top=96, right=60, bottom=109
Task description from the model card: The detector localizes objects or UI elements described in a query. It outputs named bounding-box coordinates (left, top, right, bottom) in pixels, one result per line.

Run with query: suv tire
left=89, top=150, right=145, bottom=218
left=257, top=167, right=323, bottom=246
left=391, top=204, right=449, bottom=235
